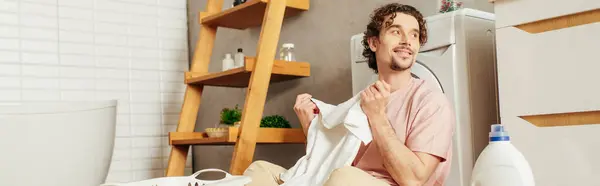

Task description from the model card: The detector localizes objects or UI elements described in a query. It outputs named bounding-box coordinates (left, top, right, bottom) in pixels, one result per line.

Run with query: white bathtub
left=0, top=100, right=117, bottom=186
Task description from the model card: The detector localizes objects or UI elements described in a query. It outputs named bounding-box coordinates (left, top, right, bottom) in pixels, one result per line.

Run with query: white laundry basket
left=100, top=169, right=252, bottom=186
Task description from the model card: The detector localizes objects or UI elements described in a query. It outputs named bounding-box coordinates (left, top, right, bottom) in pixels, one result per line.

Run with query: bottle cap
left=283, top=43, right=294, bottom=48
left=225, top=53, right=232, bottom=58
left=237, top=48, right=243, bottom=52
left=489, top=124, right=510, bottom=142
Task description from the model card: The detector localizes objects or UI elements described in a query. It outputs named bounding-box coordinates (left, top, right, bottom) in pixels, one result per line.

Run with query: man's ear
left=368, top=36, right=378, bottom=52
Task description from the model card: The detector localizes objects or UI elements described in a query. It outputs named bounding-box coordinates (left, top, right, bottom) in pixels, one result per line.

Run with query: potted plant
left=260, top=115, right=291, bottom=128
left=439, top=0, right=463, bottom=13
left=219, top=105, right=242, bottom=128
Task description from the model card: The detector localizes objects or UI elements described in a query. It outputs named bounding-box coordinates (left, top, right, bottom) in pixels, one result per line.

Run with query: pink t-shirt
left=352, top=77, right=456, bottom=186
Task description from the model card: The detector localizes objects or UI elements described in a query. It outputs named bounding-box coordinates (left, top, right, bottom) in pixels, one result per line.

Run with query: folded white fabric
left=279, top=94, right=373, bottom=186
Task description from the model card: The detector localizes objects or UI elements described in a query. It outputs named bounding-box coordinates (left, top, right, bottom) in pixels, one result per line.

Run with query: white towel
left=279, top=94, right=373, bottom=186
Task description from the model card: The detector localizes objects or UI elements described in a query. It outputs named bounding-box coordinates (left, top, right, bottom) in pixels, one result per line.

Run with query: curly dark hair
left=362, top=3, right=428, bottom=73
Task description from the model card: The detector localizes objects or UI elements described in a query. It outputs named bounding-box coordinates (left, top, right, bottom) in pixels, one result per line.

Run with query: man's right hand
left=294, top=93, right=318, bottom=135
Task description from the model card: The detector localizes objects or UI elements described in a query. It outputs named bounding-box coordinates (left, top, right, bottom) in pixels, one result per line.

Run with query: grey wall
left=186, top=0, right=493, bottom=177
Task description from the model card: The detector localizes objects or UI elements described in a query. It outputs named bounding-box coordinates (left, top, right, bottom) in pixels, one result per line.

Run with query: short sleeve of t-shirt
left=405, top=91, right=455, bottom=162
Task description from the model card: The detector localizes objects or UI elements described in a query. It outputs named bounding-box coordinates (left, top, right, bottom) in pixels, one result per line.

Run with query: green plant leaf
left=220, top=105, right=242, bottom=125
left=260, top=115, right=291, bottom=128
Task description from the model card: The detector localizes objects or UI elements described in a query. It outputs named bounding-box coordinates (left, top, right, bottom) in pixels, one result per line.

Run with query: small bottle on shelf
left=234, top=48, right=245, bottom=67
left=222, top=53, right=234, bottom=71
left=278, top=43, right=296, bottom=61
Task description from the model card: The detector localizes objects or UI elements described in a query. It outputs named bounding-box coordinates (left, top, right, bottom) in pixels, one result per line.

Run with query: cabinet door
left=493, top=0, right=599, bottom=28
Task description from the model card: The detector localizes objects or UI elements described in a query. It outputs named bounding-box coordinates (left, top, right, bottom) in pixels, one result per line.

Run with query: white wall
left=0, top=0, right=191, bottom=182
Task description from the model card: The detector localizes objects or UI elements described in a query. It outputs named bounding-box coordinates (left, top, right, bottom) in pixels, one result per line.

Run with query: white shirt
left=279, top=94, right=373, bottom=186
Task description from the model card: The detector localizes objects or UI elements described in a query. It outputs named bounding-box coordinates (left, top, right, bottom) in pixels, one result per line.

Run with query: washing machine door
left=411, top=61, right=444, bottom=93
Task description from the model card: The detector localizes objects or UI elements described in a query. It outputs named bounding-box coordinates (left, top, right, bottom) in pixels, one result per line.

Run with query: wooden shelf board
left=201, top=0, right=309, bottom=30
left=169, top=127, right=306, bottom=145
left=185, top=57, right=310, bottom=87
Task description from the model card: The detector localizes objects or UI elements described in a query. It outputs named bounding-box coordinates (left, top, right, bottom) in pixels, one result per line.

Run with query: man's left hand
left=360, top=80, right=392, bottom=118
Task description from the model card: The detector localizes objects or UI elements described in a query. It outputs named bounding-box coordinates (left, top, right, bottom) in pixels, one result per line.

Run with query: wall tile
left=22, top=77, right=60, bottom=89
left=131, top=158, right=163, bottom=170
left=158, top=18, right=186, bottom=29
left=131, top=48, right=159, bottom=59
left=0, top=25, right=19, bottom=38
left=22, top=65, right=59, bottom=77
left=0, top=77, right=20, bottom=88
left=96, top=68, right=129, bottom=79
left=130, top=92, right=160, bottom=103
left=161, top=92, right=184, bottom=104
left=23, top=0, right=57, bottom=5
left=60, top=78, right=95, bottom=90
left=60, top=90, right=96, bottom=101
left=21, top=15, right=58, bottom=28
left=96, top=79, right=129, bottom=91
left=127, top=3, right=157, bottom=16
left=20, top=27, right=58, bottom=40
left=158, top=28, right=186, bottom=40
left=0, top=13, right=19, bottom=25
left=116, top=114, right=131, bottom=125
left=160, top=82, right=185, bottom=93
left=22, top=52, right=59, bottom=65
left=129, top=25, right=157, bottom=37
left=59, top=19, right=94, bottom=32
left=59, top=42, right=94, bottom=55
left=60, top=54, right=94, bottom=67
left=0, top=90, right=21, bottom=101
left=109, top=159, right=132, bottom=171
left=95, top=11, right=129, bottom=24
left=0, top=51, right=20, bottom=63
left=58, top=0, right=93, bottom=8
left=58, top=6, right=93, bottom=20
left=0, top=38, right=20, bottom=50
left=95, top=34, right=128, bottom=46
left=21, top=40, right=58, bottom=53
left=106, top=171, right=132, bottom=183
left=94, top=0, right=128, bottom=13
left=130, top=81, right=159, bottom=91
left=96, top=57, right=129, bottom=69
left=160, top=60, right=188, bottom=71
left=129, top=14, right=157, bottom=27
left=132, top=137, right=162, bottom=148
left=131, top=125, right=162, bottom=136
left=0, top=1, right=19, bottom=13
left=59, top=66, right=95, bottom=78
left=128, top=36, right=159, bottom=48
left=59, top=30, right=94, bottom=43
left=22, top=89, right=60, bottom=101
left=132, top=147, right=162, bottom=159
left=158, top=7, right=186, bottom=20
left=130, top=114, right=161, bottom=125
left=0, top=64, right=20, bottom=76
left=160, top=71, right=183, bottom=82
left=131, top=58, right=160, bottom=70
left=20, top=2, right=57, bottom=17
left=131, top=70, right=159, bottom=81
left=112, top=149, right=131, bottom=161
left=162, top=114, right=178, bottom=125
left=96, top=91, right=130, bottom=102
left=158, top=0, right=186, bottom=9
left=161, top=103, right=181, bottom=114
left=130, top=103, right=161, bottom=114
left=96, top=45, right=130, bottom=57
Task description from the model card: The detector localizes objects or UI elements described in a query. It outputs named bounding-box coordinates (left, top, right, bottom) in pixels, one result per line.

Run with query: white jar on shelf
left=278, top=43, right=296, bottom=61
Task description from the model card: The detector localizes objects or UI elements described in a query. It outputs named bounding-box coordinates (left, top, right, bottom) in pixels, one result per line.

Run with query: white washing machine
left=350, top=9, right=499, bottom=186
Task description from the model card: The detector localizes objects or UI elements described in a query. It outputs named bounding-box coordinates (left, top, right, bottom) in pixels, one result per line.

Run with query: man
left=244, top=3, right=455, bottom=186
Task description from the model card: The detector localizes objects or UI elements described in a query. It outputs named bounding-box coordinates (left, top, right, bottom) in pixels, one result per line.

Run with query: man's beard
left=389, top=58, right=414, bottom=71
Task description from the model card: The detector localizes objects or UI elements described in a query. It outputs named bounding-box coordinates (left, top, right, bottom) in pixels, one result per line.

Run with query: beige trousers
left=242, top=160, right=390, bottom=186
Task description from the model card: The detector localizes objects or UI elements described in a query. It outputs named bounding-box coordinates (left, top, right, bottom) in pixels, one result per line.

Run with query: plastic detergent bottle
left=470, top=124, right=535, bottom=186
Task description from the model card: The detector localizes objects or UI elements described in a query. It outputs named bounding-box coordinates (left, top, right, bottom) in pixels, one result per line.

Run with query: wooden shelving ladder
left=165, top=0, right=310, bottom=176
